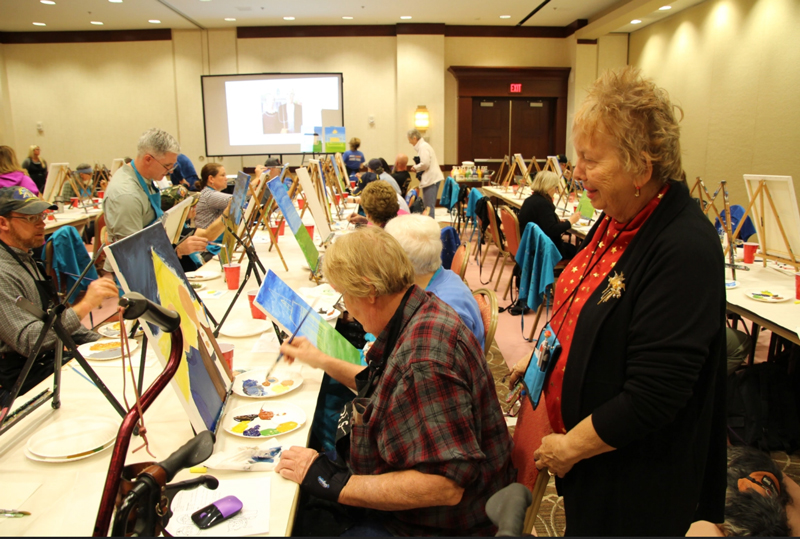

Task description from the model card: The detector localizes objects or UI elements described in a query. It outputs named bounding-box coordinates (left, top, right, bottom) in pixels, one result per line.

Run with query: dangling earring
left=634, top=186, right=641, bottom=197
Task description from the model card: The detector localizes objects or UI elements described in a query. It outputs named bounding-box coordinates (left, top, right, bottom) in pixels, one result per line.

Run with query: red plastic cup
left=298, top=199, right=305, bottom=210
left=350, top=180, right=356, bottom=189
left=335, top=194, right=342, bottom=205
left=223, top=263, right=240, bottom=290
left=278, top=220, right=285, bottom=235
left=305, top=225, right=315, bottom=238
left=742, top=242, right=758, bottom=264
left=269, top=226, right=280, bottom=243
left=247, top=290, right=266, bottom=320
left=71, top=197, right=79, bottom=208
left=218, top=342, right=234, bottom=371
left=96, top=190, right=104, bottom=199
left=796, top=272, right=800, bottom=301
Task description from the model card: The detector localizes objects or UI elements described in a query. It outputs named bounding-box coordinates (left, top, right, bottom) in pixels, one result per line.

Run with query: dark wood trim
left=577, top=39, right=597, bottom=45
left=396, top=23, right=446, bottom=35
left=563, top=19, right=589, bottom=37
left=445, top=25, right=565, bottom=38
left=237, top=25, right=396, bottom=38
left=448, top=67, right=571, bottom=163
left=0, top=29, right=172, bottom=44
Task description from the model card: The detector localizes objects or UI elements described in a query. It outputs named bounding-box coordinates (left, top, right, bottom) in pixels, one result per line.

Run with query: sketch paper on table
left=105, top=222, right=232, bottom=434
left=166, top=477, right=270, bottom=536
left=297, top=165, right=333, bottom=241
left=254, top=270, right=360, bottom=365
left=267, top=177, right=319, bottom=272
left=0, top=478, right=41, bottom=511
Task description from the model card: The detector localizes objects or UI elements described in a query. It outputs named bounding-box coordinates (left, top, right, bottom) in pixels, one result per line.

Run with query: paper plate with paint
left=218, top=319, right=271, bottom=338
left=232, top=368, right=304, bottom=399
left=77, top=339, right=138, bottom=361
left=97, top=320, right=144, bottom=339
left=223, top=402, right=306, bottom=438
left=185, top=270, right=221, bottom=282
left=188, top=282, right=205, bottom=292
left=746, top=290, right=791, bottom=303
left=725, top=280, right=739, bottom=290
left=27, top=416, right=119, bottom=460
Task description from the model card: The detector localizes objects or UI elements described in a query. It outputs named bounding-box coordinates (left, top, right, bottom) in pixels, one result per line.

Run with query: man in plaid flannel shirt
left=277, top=227, right=515, bottom=536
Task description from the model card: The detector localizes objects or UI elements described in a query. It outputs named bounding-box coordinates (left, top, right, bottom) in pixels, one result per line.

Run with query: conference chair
left=498, top=206, right=522, bottom=301
left=472, top=288, right=498, bottom=357
left=450, top=242, right=471, bottom=285
left=485, top=200, right=513, bottom=292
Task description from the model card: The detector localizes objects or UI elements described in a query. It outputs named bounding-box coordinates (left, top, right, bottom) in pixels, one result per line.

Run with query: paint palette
left=223, top=402, right=306, bottom=439
left=746, top=290, right=791, bottom=303
left=26, top=416, right=118, bottom=462
left=185, top=271, right=221, bottom=282
left=232, top=368, right=304, bottom=399
left=97, top=320, right=144, bottom=339
left=189, top=282, right=205, bottom=292
left=77, top=339, right=138, bottom=361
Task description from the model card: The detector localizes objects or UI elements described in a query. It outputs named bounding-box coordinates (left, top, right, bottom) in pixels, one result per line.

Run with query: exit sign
left=510, top=83, right=522, bottom=93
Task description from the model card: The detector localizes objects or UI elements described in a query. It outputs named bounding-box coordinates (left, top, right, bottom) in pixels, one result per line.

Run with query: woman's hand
left=534, top=433, right=576, bottom=478
left=568, top=212, right=581, bottom=225
left=280, top=336, right=328, bottom=369
left=509, top=353, right=531, bottom=389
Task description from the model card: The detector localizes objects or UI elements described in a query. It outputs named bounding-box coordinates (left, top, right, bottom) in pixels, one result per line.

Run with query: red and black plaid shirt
left=350, top=286, right=516, bottom=536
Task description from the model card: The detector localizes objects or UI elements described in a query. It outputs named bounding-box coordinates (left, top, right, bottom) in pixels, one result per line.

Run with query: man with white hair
left=384, top=214, right=484, bottom=350
left=102, top=128, right=211, bottom=272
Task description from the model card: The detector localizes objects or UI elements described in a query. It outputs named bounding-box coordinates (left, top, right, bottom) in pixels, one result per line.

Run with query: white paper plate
left=188, top=282, right=206, bottom=292
left=223, top=402, right=306, bottom=438
left=232, top=368, right=304, bottom=399
left=77, top=339, right=139, bottom=361
left=218, top=319, right=271, bottom=338
left=746, top=290, right=791, bottom=303
left=185, top=271, right=221, bottom=282
left=24, top=443, right=114, bottom=463
left=321, top=308, right=340, bottom=322
left=27, top=416, right=119, bottom=459
left=725, top=280, right=739, bottom=290
left=97, top=320, right=144, bottom=339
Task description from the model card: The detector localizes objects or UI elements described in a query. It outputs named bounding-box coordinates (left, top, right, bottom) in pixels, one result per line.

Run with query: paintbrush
left=264, top=301, right=316, bottom=382
left=63, top=272, right=96, bottom=284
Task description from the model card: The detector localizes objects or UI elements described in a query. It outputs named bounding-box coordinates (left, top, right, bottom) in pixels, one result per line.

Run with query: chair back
left=499, top=206, right=521, bottom=257
left=92, top=211, right=105, bottom=255
left=450, top=242, right=470, bottom=283
left=485, top=200, right=506, bottom=253
left=472, top=288, right=498, bottom=356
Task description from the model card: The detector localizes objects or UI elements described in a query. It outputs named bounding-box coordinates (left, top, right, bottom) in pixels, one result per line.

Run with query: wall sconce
left=414, top=105, right=430, bottom=132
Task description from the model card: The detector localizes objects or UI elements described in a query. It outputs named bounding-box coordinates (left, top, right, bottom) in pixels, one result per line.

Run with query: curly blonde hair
left=573, top=66, right=683, bottom=185
left=361, top=180, right=399, bottom=227
left=323, top=226, right=414, bottom=298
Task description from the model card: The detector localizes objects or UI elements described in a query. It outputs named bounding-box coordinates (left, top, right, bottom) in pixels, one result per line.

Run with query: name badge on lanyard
left=522, top=323, right=562, bottom=409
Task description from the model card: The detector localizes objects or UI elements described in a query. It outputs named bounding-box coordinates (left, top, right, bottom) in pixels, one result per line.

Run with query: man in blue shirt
left=170, top=153, right=200, bottom=190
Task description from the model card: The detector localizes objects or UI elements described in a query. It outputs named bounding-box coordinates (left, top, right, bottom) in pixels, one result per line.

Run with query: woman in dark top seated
left=518, top=170, right=580, bottom=259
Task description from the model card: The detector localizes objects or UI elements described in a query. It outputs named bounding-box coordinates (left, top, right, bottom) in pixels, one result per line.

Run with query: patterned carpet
left=487, top=337, right=800, bottom=537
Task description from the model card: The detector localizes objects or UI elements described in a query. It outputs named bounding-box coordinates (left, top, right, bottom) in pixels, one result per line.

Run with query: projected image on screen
left=202, top=73, right=344, bottom=157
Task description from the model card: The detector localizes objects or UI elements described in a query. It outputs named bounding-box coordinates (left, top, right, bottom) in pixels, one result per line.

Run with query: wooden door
left=471, top=98, right=510, bottom=160
left=510, top=98, right=555, bottom=160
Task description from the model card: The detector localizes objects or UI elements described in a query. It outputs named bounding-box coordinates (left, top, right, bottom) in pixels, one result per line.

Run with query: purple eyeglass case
left=191, top=495, right=243, bottom=529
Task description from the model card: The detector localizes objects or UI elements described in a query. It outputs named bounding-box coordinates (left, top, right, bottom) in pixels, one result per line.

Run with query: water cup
left=71, top=197, right=79, bottom=208
left=218, top=342, right=234, bottom=371
left=305, top=225, right=315, bottom=238
left=278, top=220, right=285, bottom=235
left=247, top=290, right=267, bottom=319
left=742, top=242, right=758, bottom=264
left=96, top=190, right=105, bottom=199
left=298, top=199, right=305, bottom=210
left=269, top=226, right=280, bottom=243
left=223, top=263, right=240, bottom=290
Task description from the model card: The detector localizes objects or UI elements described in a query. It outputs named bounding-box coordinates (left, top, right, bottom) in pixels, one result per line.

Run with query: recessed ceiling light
left=41, top=1, right=56, bottom=5
left=400, top=16, right=412, bottom=20
left=500, top=15, right=511, bottom=19
left=91, top=21, right=104, bottom=25
left=33, top=22, right=46, bottom=26
left=342, top=16, right=353, bottom=20
left=149, top=19, right=161, bottom=24
left=109, top=0, right=122, bottom=3
left=659, top=5, right=672, bottom=10
left=283, top=16, right=295, bottom=20
left=631, top=19, right=642, bottom=24
left=224, top=18, right=236, bottom=21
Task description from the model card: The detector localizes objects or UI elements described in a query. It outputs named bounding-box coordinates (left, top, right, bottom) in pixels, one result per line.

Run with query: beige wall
left=630, top=0, right=800, bottom=207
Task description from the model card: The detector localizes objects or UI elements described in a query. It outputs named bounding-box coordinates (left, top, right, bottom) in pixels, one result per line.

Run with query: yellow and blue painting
left=106, top=222, right=231, bottom=433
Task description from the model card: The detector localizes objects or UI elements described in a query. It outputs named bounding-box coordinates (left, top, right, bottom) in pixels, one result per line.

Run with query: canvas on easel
left=742, top=175, right=800, bottom=270
left=105, top=222, right=232, bottom=434
left=501, top=157, right=518, bottom=189
left=296, top=166, right=333, bottom=241
left=267, top=176, right=319, bottom=274
left=109, top=158, right=125, bottom=177
left=514, top=153, right=530, bottom=189
left=309, top=159, right=334, bottom=224
left=220, top=171, right=251, bottom=264
left=162, top=196, right=194, bottom=244
left=42, top=163, right=69, bottom=203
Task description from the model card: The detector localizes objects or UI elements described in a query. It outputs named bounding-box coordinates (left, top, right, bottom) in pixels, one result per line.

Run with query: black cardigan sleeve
left=518, top=194, right=571, bottom=244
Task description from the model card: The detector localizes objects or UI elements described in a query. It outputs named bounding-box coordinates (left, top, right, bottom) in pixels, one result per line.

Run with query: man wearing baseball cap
left=0, top=187, right=118, bottom=398
left=61, top=163, right=94, bottom=200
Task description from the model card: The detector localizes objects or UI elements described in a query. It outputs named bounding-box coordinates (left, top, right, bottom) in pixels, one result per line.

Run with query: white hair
left=136, top=128, right=180, bottom=158
left=384, top=214, right=442, bottom=275
left=407, top=128, right=423, bottom=141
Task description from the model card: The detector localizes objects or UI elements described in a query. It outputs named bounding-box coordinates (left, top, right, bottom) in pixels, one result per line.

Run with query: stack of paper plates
left=25, top=416, right=118, bottom=462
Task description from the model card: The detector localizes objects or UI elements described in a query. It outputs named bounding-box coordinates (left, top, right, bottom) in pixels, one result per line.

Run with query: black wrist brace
left=301, top=454, right=353, bottom=502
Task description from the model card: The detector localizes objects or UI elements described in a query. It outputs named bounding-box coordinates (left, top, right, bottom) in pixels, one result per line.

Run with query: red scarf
left=544, top=184, right=670, bottom=434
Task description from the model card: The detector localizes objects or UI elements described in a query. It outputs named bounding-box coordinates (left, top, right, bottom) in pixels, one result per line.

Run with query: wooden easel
left=334, top=153, right=350, bottom=194
left=51, top=166, right=73, bottom=202
left=689, top=177, right=724, bottom=223
left=92, top=164, right=110, bottom=194
left=321, top=156, right=346, bottom=219
left=501, top=157, right=518, bottom=189
left=493, top=156, right=508, bottom=187
left=528, top=155, right=542, bottom=174
left=308, top=160, right=333, bottom=228
left=256, top=193, right=289, bottom=271
left=734, top=179, right=800, bottom=271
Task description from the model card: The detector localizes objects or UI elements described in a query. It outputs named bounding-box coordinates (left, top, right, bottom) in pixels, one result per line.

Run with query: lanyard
left=0, top=239, right=56, bottom=311
left=424, top=267, right=443, bottom=291
left=131, top=162, right=164, bottom=223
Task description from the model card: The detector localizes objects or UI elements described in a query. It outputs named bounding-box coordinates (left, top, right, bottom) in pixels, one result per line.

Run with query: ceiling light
left=91, top=21, right=104, bottom=25
left=500, top=15, right=511, bottom=19
left=149, top=20, right=161, bottom=24
left=224, top=18, right=236, bottom=21
left=659, top=5, right=672, bottom=10
left=41, top=1, right=56, bottom=5
left=400, top=16, right=412, bottom=20
left=631, top=19, right=642, bottom=24
left=342, top=16, right=353, bottom=20
left=283, top=16, right=295, bottom=20
left=33, top=22, right=46, bottom=26
left=109, top=0, right=122, bottom=3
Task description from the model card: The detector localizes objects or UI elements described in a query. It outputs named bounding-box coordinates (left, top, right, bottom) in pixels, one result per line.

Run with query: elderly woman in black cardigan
left=518, top=170, right=581, bottom=260
left=509, top=66, right=727, bottom=536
